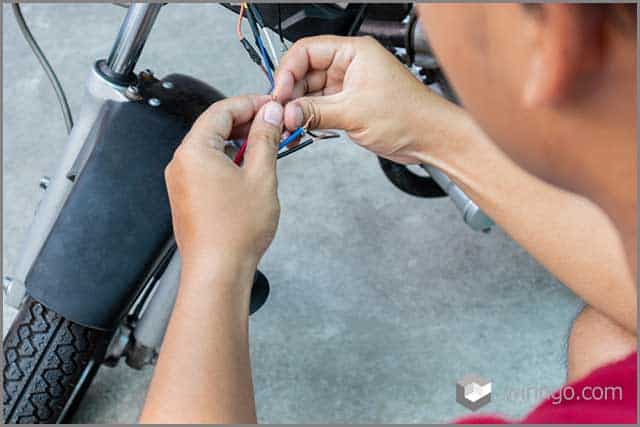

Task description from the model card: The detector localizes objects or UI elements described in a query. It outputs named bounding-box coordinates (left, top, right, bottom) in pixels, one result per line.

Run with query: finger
left=229, top=122, right=252, bottom=140
left=283, top=93, right=346, bottom=131
left=273, top=35, right=356, bottom=102
left=243, top=101, right=283, bottom=177
left=289, top=70, right=329, bottom=99
left=186, top=94, right=271, bottom=150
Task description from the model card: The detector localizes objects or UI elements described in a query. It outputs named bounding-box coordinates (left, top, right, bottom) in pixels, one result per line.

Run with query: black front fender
left=26, top=74, right=224, bottom=330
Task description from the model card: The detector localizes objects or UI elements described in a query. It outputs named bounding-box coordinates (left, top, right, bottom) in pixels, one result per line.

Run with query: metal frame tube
left=422, top=165, right=494, bottom=233
left=106, top=4, right=162, bottom=78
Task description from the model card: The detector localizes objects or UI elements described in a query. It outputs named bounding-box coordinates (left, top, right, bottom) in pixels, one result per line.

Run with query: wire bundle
left=233, top=4, right=337, bottom=165
left=236, top=3, right=276, bottom=91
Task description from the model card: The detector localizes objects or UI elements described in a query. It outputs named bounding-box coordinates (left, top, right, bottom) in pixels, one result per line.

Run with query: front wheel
left=3, top=296, right=108, bottom=424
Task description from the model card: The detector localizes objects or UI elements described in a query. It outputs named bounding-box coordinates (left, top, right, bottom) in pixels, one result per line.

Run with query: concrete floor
left=3, top=3, right=583, bottom=424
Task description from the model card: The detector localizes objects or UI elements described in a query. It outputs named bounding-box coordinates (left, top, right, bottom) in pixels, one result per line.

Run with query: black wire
left=277, top=4, right=285, bottom=44
left=244, top=5, right=261, bottom=44
left=249, top=4, right=266, bottom=27
left=347, top=4, right=368, bottom=36
left=12, top=3, right=73, bottom=133
left=277, top=138, right=314, bottom=159
left=246, top=4, right=275, bottom=71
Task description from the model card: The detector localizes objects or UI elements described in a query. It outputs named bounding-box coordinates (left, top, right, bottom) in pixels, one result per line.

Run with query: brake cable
left=12, top=3, right=74, bottom=133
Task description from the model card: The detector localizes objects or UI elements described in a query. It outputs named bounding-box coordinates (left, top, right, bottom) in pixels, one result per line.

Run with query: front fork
left=5, top=4, right=163, bottom=308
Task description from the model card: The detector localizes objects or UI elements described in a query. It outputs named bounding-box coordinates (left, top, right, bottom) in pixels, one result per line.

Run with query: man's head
left=417, top=3, right=636, bottom=269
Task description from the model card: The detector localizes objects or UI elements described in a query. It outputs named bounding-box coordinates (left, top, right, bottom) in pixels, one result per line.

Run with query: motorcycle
left=3, top=3, right=493, bottom=423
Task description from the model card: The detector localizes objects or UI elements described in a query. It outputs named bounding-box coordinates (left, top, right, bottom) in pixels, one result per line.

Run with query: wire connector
left=240, top=38, right=263, bottom=66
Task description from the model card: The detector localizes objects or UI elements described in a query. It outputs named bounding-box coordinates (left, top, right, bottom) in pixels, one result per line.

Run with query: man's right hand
left=273, top=35, right=469, bottom=165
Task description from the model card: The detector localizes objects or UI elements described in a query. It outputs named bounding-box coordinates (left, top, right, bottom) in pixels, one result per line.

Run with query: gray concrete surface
left=2, top=3, right=583, bottom=423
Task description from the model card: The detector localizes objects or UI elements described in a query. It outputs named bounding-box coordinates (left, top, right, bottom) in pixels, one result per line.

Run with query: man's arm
left=420, top=115, right=636, bottom=333
left=139, top=264, right=257, bottom=424
left=274, top=36, right=636, bottom=333
left=139, top=95, right=284, bottom=423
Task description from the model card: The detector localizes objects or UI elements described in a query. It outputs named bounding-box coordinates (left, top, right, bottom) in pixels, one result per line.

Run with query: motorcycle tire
left=3, top=295, right=108, bottom=424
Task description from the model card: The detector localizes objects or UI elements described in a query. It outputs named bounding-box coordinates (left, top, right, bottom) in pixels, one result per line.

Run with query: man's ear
left=521, top=4, right=605, bottom=107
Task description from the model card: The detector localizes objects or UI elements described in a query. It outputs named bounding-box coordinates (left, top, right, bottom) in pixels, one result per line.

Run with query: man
left=140, top=4, right=636, bottom=423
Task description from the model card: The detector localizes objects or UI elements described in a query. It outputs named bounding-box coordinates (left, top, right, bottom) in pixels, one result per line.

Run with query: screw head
left=161, top=81, right=174, bottom=89
left=39, top=176, right=51, bottom=190
left=148, top=98, right=161, bottom=107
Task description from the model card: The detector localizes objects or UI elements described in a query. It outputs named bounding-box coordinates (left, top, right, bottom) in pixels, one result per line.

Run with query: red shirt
left=456, top=352, right=637, bottom=424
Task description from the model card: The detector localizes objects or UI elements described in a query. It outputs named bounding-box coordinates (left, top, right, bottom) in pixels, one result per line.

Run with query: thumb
left=243, top=101, right=283, bottom=176
left=284, top=93, right=347, bottom=132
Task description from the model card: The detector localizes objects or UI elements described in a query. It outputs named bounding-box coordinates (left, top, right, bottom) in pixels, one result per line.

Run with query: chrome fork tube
left=106, top=3, right=161, bottom=78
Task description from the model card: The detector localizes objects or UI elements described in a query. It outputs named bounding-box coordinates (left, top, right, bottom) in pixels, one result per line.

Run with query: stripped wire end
left=302, top=115, right=314, bottom=132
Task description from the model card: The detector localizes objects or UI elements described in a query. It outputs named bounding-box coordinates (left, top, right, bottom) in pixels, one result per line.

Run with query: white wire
left=262, top=26, right=279, bottom=67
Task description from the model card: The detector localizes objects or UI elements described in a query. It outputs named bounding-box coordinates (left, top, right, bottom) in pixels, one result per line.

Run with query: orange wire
left=236, top=4, right=245, bottom=40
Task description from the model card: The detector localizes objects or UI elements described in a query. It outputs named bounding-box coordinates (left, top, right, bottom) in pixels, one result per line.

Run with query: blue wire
left=255, top=34, right=274, bottom=90
left=278, top=127, right=305, bottom=151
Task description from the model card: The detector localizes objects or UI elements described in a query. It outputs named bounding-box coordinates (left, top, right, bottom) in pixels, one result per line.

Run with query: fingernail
left=263, top=101, right=283, bottom=126
left=291, top=104, right=304, bottom=128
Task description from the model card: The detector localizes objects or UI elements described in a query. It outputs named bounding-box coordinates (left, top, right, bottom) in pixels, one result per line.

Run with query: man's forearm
left=417, top=114, right=636, bottom=333
left=139, top=264, right=257, bottom=424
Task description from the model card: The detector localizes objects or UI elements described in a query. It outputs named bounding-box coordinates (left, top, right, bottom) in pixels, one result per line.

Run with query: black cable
left=277, top=138, right=314, bottom=159
left=249, top=4, right=266, bottom=27
left=12, top=3, right=73, bottom=133
left=347, top=4, right=368, bottom=36
left=277, top=4, right=285, bottom=44
left=246, top=4, right=275, bottom=71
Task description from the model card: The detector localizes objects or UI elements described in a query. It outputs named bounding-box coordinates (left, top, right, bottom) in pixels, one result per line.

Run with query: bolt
left=161, top=81, right=174, bottom=90
left=140, top=69, right=154, bottom=79
left=125, top=85, right=142, bottom=101
left=148, top=98, right=161, bottom=107
left=39, top=176, right=51, bottom=190
left=3, top=276, right=13, bottom=294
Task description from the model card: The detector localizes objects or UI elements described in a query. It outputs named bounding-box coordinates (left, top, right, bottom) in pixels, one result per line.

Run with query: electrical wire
left=348, top=4, right=368, bottom=36
left=236, top=4, right=273, bottom=86
left=256, top=37, right=274, bottom=88
left=237, top=3, right=274, bottom=91
left=245, top=4, right=274, bottom=71
left=12, top=3, right=73, bottom=133
left=277, top=138, right=314, bottom=159
left=234, top=116, right=314, bottom=165
left=236, top=3, right=246, bottom=39
left=262, top=27, right=279, bottom=67
left=233, top=139, right=248, bottom=165
left=278, top=127, right=305, bottom=151
left=277, top=4, right=285, bottom=45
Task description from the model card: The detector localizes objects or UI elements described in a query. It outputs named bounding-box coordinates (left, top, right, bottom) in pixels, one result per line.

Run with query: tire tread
left=3, top=296, right=105, bottom=423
